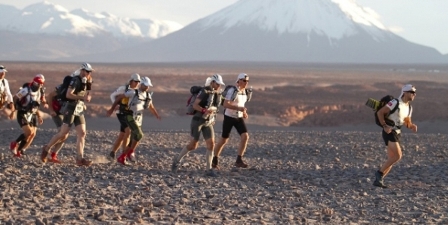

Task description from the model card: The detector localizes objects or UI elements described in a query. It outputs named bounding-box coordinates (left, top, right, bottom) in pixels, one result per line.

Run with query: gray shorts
left=190, top=117, right=214, bottom=141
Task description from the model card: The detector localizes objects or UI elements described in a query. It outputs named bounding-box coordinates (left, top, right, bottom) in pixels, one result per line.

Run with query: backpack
left=56, top=75, right=78, bottom=102
left=220, top=85, right=252, bottom=105
left=15, top=83, right=43, bottom=112
left=186, top=86, right=204, bottom=115
left=371, top=95, right=411, bottom=127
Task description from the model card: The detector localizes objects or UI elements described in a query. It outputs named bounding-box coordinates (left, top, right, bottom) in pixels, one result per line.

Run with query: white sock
left=177, top=146, right=189, bottom=162
left=206, top=150, right=214, bottom=170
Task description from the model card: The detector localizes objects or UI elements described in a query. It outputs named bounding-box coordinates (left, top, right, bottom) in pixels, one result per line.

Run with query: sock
left=206, top=150, right=214, bottom=170
left=17, top=140, right=28, bottom=152
left=15, top=134, right=26, bottom=143
left=177, top=147, right=189, bottom=162
left=237, top=155, right=243, bottom=163
left=51, top=152, right=57, bottom=158
left=212, top=156, right=218, bottom=165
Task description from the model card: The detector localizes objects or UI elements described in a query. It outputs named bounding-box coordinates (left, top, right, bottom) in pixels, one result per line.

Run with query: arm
left=66, top=87, right=85, bottom=101
left=4, top=80, right=15, bottom=111
left=106, top=94, right=126, bottom=117
left=148, top=102, right=161, bottom=120
left=376, top=106, right=392, bottom=133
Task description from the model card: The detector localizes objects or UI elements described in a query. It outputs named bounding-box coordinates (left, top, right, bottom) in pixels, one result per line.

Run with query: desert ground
left=1, top=62, right=448, bottom=224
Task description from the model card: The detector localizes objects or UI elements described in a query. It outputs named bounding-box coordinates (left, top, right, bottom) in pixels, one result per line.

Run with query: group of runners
left=0, top=63, right=418, bottom=186
left=0, top=63, right=253, bottom=177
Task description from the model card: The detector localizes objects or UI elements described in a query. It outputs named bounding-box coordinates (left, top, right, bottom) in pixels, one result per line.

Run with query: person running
left=106, top=76, right=161, bottom=165
left=213, top=73, right=251, bottom=169
left=373, top=84, right=418, bottom=188
left=171, top=74, right=225, bottom=176
left=108, top=73, right=141, bottom=161
left=41, top=63, right=94, bottom=166
left=10, top=74, right=46, bottom=157
left=0, top=65, right=15, bottom=115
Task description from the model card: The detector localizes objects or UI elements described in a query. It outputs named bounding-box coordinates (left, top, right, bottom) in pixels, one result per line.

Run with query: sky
left=1, top=0, right=447, bottom=54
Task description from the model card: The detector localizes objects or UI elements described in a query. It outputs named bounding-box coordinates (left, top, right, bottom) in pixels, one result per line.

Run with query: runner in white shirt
left=374, top=84, right=418, bottom=188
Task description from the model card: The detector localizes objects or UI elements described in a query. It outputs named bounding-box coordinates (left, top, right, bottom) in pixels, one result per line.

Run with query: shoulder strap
left=408, top=104, right=412, bottom=117
left=1, top=79, right=4, bottom=87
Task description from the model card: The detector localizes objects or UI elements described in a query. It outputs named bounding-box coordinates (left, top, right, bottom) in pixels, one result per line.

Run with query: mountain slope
left=83, top=0, right=445, bottom=64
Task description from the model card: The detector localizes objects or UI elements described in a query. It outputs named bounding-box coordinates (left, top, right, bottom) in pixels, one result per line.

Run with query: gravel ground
left=1, top=128, right=447, bottom=224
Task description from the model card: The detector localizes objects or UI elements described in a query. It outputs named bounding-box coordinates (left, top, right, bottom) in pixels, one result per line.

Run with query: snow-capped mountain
left=0, top=1, right=183, bottom=61
left=0, top=1, right=182, bottom=39
left=89, top=0, right=446, bottom=64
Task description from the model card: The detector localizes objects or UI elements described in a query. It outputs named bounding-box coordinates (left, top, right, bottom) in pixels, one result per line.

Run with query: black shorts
left=63, top=114, right=86, bottom=127
left=16, top=111, right=37, bottom=127
left=221, top=115, right=248, bottom=138
left=117, top=113, right=129, bottom=132
left=382, top=130, right=401, bottom=146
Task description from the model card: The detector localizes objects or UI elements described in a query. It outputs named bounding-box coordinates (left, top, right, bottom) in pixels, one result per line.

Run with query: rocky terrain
left=0, top=128, right=447, bottom=224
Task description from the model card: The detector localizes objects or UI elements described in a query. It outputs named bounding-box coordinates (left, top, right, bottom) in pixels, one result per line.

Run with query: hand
left=383, top=125, right=392, bottom=134
left=50, top=111, right=57, bottom=117
left=9, top=111, right=14, bottom=120
left=38, top=116, right=43, bottom=125
left=84, top=94, right=91, bottom=102
left=410, top=124, right=418, bottom=132
left=106, top=108, right=114, bottom=117
left=42, top=103, right=49, bottom=109
left=243, top=111, right=248, bottom=119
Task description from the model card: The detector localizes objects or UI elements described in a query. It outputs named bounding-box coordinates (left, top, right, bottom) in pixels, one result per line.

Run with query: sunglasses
left=407, top=91, right=416, bottom=95
left=240, top=79, right=249, bottom=83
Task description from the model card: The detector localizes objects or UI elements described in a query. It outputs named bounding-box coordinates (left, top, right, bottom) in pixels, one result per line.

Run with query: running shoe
left=235, top=160, right=248, bottom=168
left=117, top=156, right=129, bottom=166
left=76, top=158, right=93, bottom=166
left=49, top=152, right=62, bottom=163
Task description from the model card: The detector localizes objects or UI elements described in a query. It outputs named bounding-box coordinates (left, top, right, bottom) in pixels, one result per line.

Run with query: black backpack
left=373, top=95, right=411, bottom=127
left=56, top=75, right=78, bottom=102
left=186, top=86, right=204, bottom=115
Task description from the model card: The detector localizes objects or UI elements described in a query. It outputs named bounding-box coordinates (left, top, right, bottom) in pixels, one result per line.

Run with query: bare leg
left=213, top=137, right=229, bottom=157
left=45, top=124, right=70, bottom=150
left=380, top=142, right=402, bottom=177
left=75, top=124, right=87, bottom=160
left=111, top=132, right=125, bottom=153
left=238, top=132, right=249, bottom=157
left=204, top=137, right=215, bottom=170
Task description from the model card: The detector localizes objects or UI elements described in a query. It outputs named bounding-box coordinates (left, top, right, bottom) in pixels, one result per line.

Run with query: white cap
left=0, top=65, right=7, bottom=72
left=81, top=62, right=94, bottom=72
left=236, top=73, right=249, bottom=82
left=141, top=76, right=153, bottom=87
left=210, top=74, right=225, bottom=85
left=399, top=84, right=416, bottom=98
left=129, top=73, right=141, bottom=82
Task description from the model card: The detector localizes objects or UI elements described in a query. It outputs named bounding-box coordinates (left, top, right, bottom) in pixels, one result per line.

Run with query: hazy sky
left=1, top=0, right=447, bottom=54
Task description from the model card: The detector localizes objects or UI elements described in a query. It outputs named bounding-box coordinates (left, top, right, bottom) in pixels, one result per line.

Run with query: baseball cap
left=0, top=65, right=7, bottom=72
left=236, top=73, right=249, bottom=82
left=81, top=62, right=94, bottom=72
left=211, top=74, right=225, bottom=85
left=129, top=73, right=141, bottom=82
left=402, top=84, right=416, bottom=92
left=141, top=76, right=153, bottom=87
